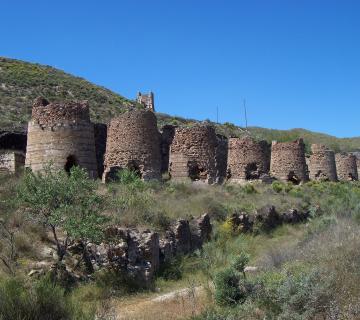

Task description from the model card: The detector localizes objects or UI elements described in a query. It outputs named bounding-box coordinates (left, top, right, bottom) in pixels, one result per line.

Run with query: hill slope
left=0, top=57, right=136, bottom=129
left=1, top=57, right=360, bottom=153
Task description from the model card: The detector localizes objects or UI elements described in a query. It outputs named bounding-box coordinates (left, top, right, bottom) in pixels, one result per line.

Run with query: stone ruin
left=270, top=139, right=309, bottom=184
left=309, top=144, right=338, bottom=181
left=94, top=123, right=107, bottom=178
left=227, top=136, right=270, bottom=182
left=215, top=134, right=228, bottom=184
left=0, top=150, right=25, bottom=174
left=25, top=98, right=98, bottom=178
left=102, top=109, right=162, bottom=182
left=136, top=91, right=155, bottom=112
left=335, top=152, right=358, bottom=181
left=169, top=125, right=217, bottom=184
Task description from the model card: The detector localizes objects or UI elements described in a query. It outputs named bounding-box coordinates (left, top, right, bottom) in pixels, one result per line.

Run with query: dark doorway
left=315, top=170, right=329, bottom=181
left=287, top=171, right=300, bottom=185
left=188, top=161, right=201, bottom=181
left=64, top=155, right=78, bottom=173
left=127, top=160, right=142, bottom=178
left=245, top=162, right=259, bottom=180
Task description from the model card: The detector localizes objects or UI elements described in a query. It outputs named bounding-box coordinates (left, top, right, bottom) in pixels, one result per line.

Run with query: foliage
left=17, top=166, right=107, bottom=262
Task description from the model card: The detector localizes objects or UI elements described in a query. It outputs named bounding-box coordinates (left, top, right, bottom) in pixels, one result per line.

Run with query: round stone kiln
left=335, top=153, right=358, bottom=181
left=103, top=109, right=161, bottom=181
left=25, top=98, right=98, bottom=178
left=309, top=144, right=337, bottom=181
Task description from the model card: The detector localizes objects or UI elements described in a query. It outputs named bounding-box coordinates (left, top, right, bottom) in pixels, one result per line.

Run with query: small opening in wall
left=188, top=161, right=201, bottom=181
left=287, top=171, right=300, bottom=185
left=127, top=160, right=142, bottom=178
left=315, top=170, right=329, bottom=181
left=348, top=173, right=356, bottom=181
left=245, top=162, right=259, bottom=180
left=64, top=155, right=78, bottom=173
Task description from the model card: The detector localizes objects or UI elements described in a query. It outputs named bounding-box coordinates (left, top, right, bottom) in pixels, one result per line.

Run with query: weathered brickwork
left=227, top=136, right=270, bottom=182
left=25, top=98, right=98, bottom=178
left=160, top=125, right=176, bottom=173
left=309, top=144, right=337, bottom=181
left=335, top=153, right=358, bottom=181
left=270, top=139, right=308, bottom=183
left=0, top=150, right=25, bottom=174
left=169, top=125, right=217, bottom=184
left=103, top=110, right=161, bottom=182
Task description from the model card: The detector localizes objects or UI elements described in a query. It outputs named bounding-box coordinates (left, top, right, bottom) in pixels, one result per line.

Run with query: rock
left=173, top=219, right=191, bottom=255
left=255, top=206, right=282, bottom=232
left=281, top=209, right=310, bottom=224
left=191, top=213, right=212, bottom=250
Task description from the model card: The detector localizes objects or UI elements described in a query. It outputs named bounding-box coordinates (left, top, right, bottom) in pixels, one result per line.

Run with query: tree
left=17, top=165, right=108, bottom=267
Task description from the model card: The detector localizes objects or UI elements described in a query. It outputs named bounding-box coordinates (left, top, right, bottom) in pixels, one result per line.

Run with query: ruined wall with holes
left=270, top=139, right=308, bottom=183
left=169, top=125, right=217, bottom=184
left=227, top=136, right=270, bottom=182
left=309, top=144, right=337, bottom=181
left=25, top=97, right=98, bottom=178
left=103, top=110, right=161, bottom=182
left=0, top=151, right=25, bottom=174
left=160, top=125, right=176, bottom=174
left=335, top=153, right=358, bottom=181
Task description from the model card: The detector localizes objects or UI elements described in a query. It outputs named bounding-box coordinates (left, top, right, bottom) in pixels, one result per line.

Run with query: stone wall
left=25, top=98, right=98, bottom=178
left=309, top=144, right=337, bottom=181
left=160, top=125, right=176, bottom=174
left=227, top=136, right=270, bottom=182
left=136, top=92, right=155, bottom=112
left=103, top=110, right=161, bottom=182
left=270, top=139, right=309, bottom=183
left=335, top=153, right=358, bottom=181
left=0, top=151, right=25, bottom=174
left=169, top=125, right=217, bottom=184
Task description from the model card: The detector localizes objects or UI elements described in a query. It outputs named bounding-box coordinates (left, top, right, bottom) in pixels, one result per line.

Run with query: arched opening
left=245, top=162, right=259, bottom=180
left=127, top=160, right=142, bottom=178
left=64, top=155, right=78, bottom=173
left=287, top=171, right=300, bottom=185
left=315, top=170, right=329, bottom=181
left=188, top=161, right=201, bottom=181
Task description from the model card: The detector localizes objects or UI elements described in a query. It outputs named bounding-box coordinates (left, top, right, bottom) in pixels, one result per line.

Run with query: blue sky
left=1, top=0, right=359, bottom=137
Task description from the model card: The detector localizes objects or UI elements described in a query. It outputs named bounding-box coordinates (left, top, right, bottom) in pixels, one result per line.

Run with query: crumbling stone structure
left=0, top=150, right=25, bottom=174
left=94, top=123, right=107, bottom=178
left=215, top=134, right=228, bottom=184
left=270, top=139, right=308, bottom=184
left=25, top=98, right=98, bottom=178
left=227, top=136, right=270, bottom=182
left=0, top=130, right=27, bottom=152
left=335, top=153, right=358, bottom=181
left=309, top=144, right=337, bottom=181
left=103, top=110, right=161, bottom=182
left=169, top=125, right=217, bottom=184
left=160, top=125, right=176, bottom=174
left=136, top=91, right=155, bottom=111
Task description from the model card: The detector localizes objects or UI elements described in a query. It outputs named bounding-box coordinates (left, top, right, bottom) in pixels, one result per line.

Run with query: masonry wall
left=94, top=123, right=107, bottom=178
left=335, top=153, right=358, bottom=181
left=227, top=136, right=270, bottom=182
left=270, top=139, right=308, bottom=183
left=309, top=144, right=337, bottom=181
left=103, top=110, right=161, bottom=181
left=169, top=125, right=217, bottom=184
left=25, top=98, right=98, bottom=178
left=0, top=151, right=25, bottom=174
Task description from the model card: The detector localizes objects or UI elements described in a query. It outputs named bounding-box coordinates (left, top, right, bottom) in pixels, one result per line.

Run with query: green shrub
left=272, top=181, right=284, bottom=193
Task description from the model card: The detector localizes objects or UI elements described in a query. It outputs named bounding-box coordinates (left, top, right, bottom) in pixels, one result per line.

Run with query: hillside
left=1, top=56, right=360, bottom=153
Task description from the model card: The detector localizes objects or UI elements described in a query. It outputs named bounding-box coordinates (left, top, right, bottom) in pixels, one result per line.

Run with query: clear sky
left=1, top=0, right=359, bottom=137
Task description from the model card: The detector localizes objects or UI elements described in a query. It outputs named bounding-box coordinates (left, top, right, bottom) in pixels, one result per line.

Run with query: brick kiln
left=309, top=144, right=337, bottom=181
left=169, top=125, right=217, bottom=184
left=25, top=97, right=98, bottom=178
left=270, top=139, right=308, bottom=184
left=103, top=109, right=162, bottom=182
left=227, top=136, right=270, bottom=182
left=335, top=153, right=358, bottom=181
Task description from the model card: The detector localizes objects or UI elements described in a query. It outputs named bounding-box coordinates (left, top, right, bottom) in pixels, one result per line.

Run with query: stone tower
left=270, top=139, right=308, bottom=184
left=309, top=144, right=337, bottom=181
left=136, top=92, right=155, bottom=112
left=227, top=136, right=270, bottom=183
left=169, top=125, right=217, bottom=184
left=25, top=98, right=98, bottom=178
left=103, top=109, right=161, bottom=182
left=335, top=153, right=358, bottom=181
